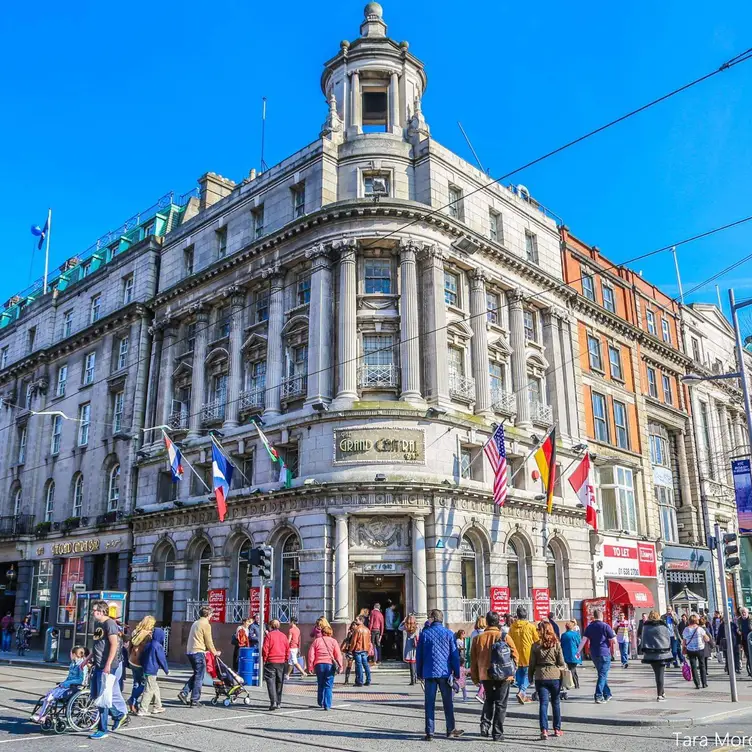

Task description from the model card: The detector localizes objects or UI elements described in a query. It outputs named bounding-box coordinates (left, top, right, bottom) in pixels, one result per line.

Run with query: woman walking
left=307, top=624, right=343, bottom=711
left=640, top=610, right=673, bottom=701
left=683, top=614, right=710, bottom=689
left=399, top=614, right=420, bottom=685
left=127, top=615, right=155, bottom=713
left=528, top=622, right=565, bottom=740
left=341, top=621, right=357, bottom=685
left=470, top=616, right=487, bottom=702
left=700, top=616, right=715, bottom=679
left=454, top=629, right=468, bottom=701
left=559, top=621, right=581, bottom=699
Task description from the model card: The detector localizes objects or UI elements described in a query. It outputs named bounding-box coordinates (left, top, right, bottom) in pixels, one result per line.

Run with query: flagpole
left=43, top=208, right=51, bottom=295
left=508, top=427, right=553, bottom=483
left=162, top=430, right=211, bottom=492
left=210, top=434, right=251, bottom=486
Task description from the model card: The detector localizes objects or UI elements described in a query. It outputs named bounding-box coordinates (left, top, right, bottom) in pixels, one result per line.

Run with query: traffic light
left=259, top=545, right=273, bottom=582
left=723, top=532, right=740, bottom=569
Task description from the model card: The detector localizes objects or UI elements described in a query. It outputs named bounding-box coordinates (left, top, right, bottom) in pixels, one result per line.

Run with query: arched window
left=156, top=544, right=175, bottom=582
left=546, top=543, right=567, bottom=600
left=108, top=465, right=120, bottom=512
left=507, top=539, right=520, bottom=599
left=507, top=535, right=531, bottom=599
left=44, top=481, right=55, bottom=523
left=72, top=474, right=84, bottom=518
left=236, top=538, right=252, bottom=599
left=460, top=536, right=478, bottom=599
left=280, top=533, right=301, bottom=599
left=197, top=542, right=212, bottom=600
left=12, top=487, right=21, bottom=517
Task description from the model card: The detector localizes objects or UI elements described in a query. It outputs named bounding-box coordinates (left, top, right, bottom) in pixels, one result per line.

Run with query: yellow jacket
left=508, top=619, right=539, bottom=666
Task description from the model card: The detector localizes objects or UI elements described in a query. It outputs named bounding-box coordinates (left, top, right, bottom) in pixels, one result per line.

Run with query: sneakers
left=89, top=730, right=109, bottom=740
left=657, top=695, right=667, bottom=702
left=189, top=701, right=203, bottom=708
left=595, top=698, right=604, bottom=704
left=112, top=715, right=128, bottom=731
left=135, top=710, right=150, bottom=717
left=604, top=696, right=612, bottom=703
left=540, top=731, right=549, bottom=740
left=446, top=729, right=465, bottom=738
left=554, top=730, right=563, bottom=737
left=152, top=707, right=166, bottom=714
left=177, top=692, right=189, bottom=705
left=424, top=735, right=434, bottom=742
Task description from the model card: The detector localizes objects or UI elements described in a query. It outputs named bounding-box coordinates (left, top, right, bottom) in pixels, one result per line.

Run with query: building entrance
left=355, top=574, right=405, bottom=662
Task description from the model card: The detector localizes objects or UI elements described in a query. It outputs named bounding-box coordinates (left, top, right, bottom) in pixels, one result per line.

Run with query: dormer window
left=362, top=84, right=388, bottom=132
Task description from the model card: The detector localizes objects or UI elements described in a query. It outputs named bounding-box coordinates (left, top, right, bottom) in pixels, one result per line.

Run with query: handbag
left=321, top=637, right=341, bottom=672
left=681, top=661, right=692, bottom=682
left=560, top=668, right=575, bottom=689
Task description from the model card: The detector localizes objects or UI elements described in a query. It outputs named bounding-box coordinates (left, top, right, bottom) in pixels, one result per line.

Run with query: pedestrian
left=341, top=621, right=357, bottom=685
left=508, top=605, right=539, bottom=704
left=0, top=612, right=13, bottom=653
left=547, top=612, right=560, bottom=638
left=287, top=617, right=308, bottom=678
left=32, top=645, right=89, bottom=723
left=470, top=616, right=486, bottom=641
left=699, top=616, right=715, bottom=680
left=89, top=599, right=127, bottom=740
left=127, top=615, right=155, bottom=714
left=738, top=608, right=752, bottom=676
left=718, top=615, right=741, bottom=674
left=369, top=603, right=385, bottom=664
left=178, top=606, right=220, bottom=707
left=454, top=629, right=468, bottom=701
left=415, top=608, right=464, bottom=741
left=350, top=615, right=372, bottom=686
left=636, top=613, right=648, bottom=654
left=399, top=614, right=420, bottom=685
left=357, top=608, right=370, bottom=629
left=262, top=619, right=290, bottom=710
left=310, top=615, right=326, bottom=641
left=137, top=627, right=169, bottom=716
left=682, top=614, right=710, bottom=689
left=232, top=617, right=251, bottom=672
left=711, top=611, right=722, bottom=643
left=15, top=615, right=31, bottom=657
left=640, top=610, right=672, bottom=701
left=661, top=606, right=681, bottom=667
left=249, top=614, right=261, bottom=647
left=559, top=621, right=581, bottom=699
left=615, top=613, right=633, bottom=668
left=577, top=608, right=616, bottom=704
left=470, top=610, right=518, bottom=742
left=385, top=601, right=400, bottom=660
left=307, top=623, right=342, bottom=710
left=529, top=621, right=566, bottom=740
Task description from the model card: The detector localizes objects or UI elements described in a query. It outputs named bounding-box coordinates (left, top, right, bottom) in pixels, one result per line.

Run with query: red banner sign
left=532, top=588, right=551, bottom=622
left=490, top=587, right=510, bottom=616
left=208, top=589, right=226, bottom=623
left=249, top=587, right=271, bottom=620
left=636, top=542, right=657, bottom=577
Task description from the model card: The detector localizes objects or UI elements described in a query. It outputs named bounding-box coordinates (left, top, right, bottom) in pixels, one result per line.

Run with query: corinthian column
left=332, top=240, right=358, bottom=408
left=188, top=307, right=209, bottom=439
left=349, top=70, right=362, bottom=137
left=399, top=240, right=424, bottom=405
left=419, top=245, right=450, bottom=407
left=389, top=71, right=400, bottom=134
left=542, top=307, right=568, bottom=436
left=509, top=288, right=530, bottom=426
left=160, top=323, right=177, bottom=429
left=411, top=513, right=428, bottom=621
left=223, top=286, right=245, bottom=429
left=305, top=245, right=333, bottom=408
left=263, top=267, right=285, bottom=418
left=469, top=269, right=492, bottom=419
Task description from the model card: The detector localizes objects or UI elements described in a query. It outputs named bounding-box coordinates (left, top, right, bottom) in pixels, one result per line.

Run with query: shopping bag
left=681, top=661, right=692, bottom=682
left=94, top=672, right=116, bottom=708
left=560, top=668, right=575, bottom=690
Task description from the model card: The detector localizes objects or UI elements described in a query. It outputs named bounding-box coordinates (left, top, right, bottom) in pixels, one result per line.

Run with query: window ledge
left=446, top=304, right=467, bottom=318
left=79, top=382, right=94, bottom=391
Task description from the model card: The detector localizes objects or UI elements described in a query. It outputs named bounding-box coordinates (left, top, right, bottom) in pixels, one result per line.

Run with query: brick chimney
left=197, top=172, right=236, bottom=210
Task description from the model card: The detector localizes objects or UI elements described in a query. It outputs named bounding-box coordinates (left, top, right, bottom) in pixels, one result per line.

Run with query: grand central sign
left=333, top=427, right=425, bottom=464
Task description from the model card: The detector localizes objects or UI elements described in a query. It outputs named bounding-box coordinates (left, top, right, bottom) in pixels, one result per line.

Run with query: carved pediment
left=205, top=347, right=229, bottom=365
left=489, top=334, right=513, bottom=356
left=281, top=314, right=309, bottom=337
left=447, top=319, right=474, bottom=341
left=241, top=332, right=268, bottom=352
left=349, top=516, right=408, bottom=549
left=172, top=361, right=193, bottom=380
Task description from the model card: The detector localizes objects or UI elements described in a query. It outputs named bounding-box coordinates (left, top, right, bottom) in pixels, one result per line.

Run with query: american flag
left=484, top=423, right=508, bottom=507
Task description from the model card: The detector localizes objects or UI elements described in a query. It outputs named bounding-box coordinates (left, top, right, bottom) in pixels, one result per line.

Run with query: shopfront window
left=58, top=558, right=84, bottom=624
left=31, top=560, right=53, bottom=619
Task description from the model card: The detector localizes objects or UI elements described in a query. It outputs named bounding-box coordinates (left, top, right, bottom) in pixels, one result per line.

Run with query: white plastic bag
left=94, top=672, right=116, bottom=708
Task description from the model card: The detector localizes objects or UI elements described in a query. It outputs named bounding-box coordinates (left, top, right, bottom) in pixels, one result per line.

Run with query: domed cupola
left=320, top=4, right=429, bottom=144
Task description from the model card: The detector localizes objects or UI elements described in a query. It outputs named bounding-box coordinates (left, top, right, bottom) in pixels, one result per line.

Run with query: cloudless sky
left=2, top=1, right=751, bottom=324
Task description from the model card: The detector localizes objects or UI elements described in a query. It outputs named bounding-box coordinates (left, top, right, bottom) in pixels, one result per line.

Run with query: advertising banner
left=732, top=459, right=752, bottom=535
left=490, top=587, right=510, bottom=616
left=250, top=587, right=271, bottom=620
left=602, top=537, right=657, bottom=578
left=208, top=589, right=226, bottom=623
left=532, top=588, right=551, bottom=622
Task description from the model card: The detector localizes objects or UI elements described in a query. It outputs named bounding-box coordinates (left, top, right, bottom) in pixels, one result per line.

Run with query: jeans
left=264, top=662, right=285, bottom=707
left=670, top=638, right=681, bottom=666
left=371, top=630, right=382, bottom=663
left=481, top=680, right=510, bottom=739
left=566, top=662, right=580, bottom=689
left=423, top=677, right=455, bottom=736
left=687, top=650, right=707, bottom=688
left=591, top=655, right=612, bottom=700
left=315, top=663, right=336, bottom=709
left=649, top=661, right=665, bottom=696
left=128, top=666, right=145, bottom=708
left=354, top=651, right=371, bottom=685
left=140, top=675, right=163, bottom=711
left=408, top=662, right=417, bottom=684
left=183, top=653, right=206, bottom=703
left=1, top=632, right=11, bottom=652
left=91, top=665, right=126, bottom=732
left=618, top=642, right=629, bottom=666
left=514, top=666, right=529, bottom=696
left=536, top=679, right=561, bottom=732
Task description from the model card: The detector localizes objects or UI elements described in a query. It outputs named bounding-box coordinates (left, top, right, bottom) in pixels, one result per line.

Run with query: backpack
left=488, top=630, right=516, bottom=681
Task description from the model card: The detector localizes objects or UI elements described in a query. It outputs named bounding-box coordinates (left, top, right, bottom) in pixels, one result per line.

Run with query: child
left=32, top=646, right=89, bottom=723
left=454, top=629, right=468, bottom=701
left=137, top=627, right=169, bottom=715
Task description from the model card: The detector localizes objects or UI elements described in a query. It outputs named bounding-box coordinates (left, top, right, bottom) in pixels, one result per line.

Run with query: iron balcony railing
left=530, top=400, right=553, bottom=424
left=0, top=515, right=34, bottom=538
left=449, top=371, right=475, bottom=401
left=186, top=598, right=299, bottom=624
left=281, top=374, right=307, bottom=400
left=490, top=387, right=516, bottom=414
left=168, top=410, right=189, bottom=430
left=358, top=363, right=400, bottom=388
left=239, top=388, right=265, bottom=411
left=201, top=400, right=226, bottom=423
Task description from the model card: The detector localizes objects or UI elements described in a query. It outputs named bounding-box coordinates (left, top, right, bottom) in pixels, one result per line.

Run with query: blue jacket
left=141, top=628, right=169, bottom=677
left=416, top=622, right=460, bottom=680
left=560, top=629, right=582, bottom=665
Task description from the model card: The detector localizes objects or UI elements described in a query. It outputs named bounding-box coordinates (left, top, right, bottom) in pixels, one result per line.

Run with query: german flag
left=534, top=427, right=557, bottom=514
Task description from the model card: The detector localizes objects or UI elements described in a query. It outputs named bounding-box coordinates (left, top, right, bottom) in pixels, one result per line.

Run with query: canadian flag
left=569, top=453, right=598, bottom=531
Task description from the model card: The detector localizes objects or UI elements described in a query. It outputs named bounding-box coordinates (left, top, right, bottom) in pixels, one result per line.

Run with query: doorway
left=355, top=574, right=405, bottom=662
left=158, top=591, right=174, bottom=627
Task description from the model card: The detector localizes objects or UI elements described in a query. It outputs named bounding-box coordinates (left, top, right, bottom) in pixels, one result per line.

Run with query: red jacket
left=262, top=629, right=290, bottom=664
left=369, top=608, right=385, bottom=636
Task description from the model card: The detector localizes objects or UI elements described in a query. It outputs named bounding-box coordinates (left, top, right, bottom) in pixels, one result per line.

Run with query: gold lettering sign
left=334, top=428, right=425, bottom=465
left=51, top=539, right=101, bottom=557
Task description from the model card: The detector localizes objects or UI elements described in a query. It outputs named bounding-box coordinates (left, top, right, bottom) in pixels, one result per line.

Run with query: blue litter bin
left=238, top=646, right=259, bottom=687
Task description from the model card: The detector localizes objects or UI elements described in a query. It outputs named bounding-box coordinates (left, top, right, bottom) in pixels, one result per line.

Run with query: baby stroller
left=31, top=686, right=99, bottom=734
left=206, top=654, right=251, bottom=707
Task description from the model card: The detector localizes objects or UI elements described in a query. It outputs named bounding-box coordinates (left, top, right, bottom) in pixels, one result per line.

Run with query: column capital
left=417, top=243, right=445, bottom=267
left=305, top=243, right=333, bottom=271
left=223, top=285, right=246, bottom=307
left=328, top=508, right=349, bottom=519
left=544, top=304, right=569, bottom=323
left=261, top=264, right=286, bottom=285
left=332, top=238, right=358, bottom=263
left=508, top=287, right=525, bottom=306
left=189, top=304, right=210, bottom=324
left=398, top=238, right=420, bottom=258
left=410, top=510, right=430, bottom=519
left=470, top=267, right=489, bottom=290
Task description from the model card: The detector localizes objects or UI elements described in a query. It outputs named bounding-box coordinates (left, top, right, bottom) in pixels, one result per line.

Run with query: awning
left=608, top=579, right=655, bottom=608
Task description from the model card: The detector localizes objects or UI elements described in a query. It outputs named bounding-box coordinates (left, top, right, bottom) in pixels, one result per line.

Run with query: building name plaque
left=334, top=427, right=425, bottom=464
left=51, top=539, right=101, bottom=556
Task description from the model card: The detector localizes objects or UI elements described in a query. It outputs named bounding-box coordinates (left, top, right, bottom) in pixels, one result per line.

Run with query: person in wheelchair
left=32, top=646, right=90, bottom=723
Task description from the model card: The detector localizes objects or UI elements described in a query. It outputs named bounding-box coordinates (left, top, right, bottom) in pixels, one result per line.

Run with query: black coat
left=641, top=621, right=673, bottom=663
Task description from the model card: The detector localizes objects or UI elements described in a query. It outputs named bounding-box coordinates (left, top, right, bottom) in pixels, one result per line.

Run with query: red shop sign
left=208, top=589, right=226, bottom=623
left=490, top=587, right=510, bottom=616
left=532, top=588, right=551, bottom=622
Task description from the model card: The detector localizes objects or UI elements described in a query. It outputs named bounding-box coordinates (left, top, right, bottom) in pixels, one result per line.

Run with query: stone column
left=411, top=513, right=428, bottom=620
left=543, top=308, right=568, bottom=436
left=561, top=317, right=580, bottom=439
left=305, top=245, right=333, bottom=407
left=83, top=554, right=96, bottom=590
left=14, top=561, right=33, bottom=624
left=675, top=428, right=697, bottom=535
left=349, top=70, right=362, bottom=137
left=389, top=71, right=400, bottom=134
left=333, top=513, right=349, bottom=623
left=188, top=306, right=209, bottom=439
left=224, top=287, right=245, bottom=429
left=50, top=558, right=64, bottom=627
left=734, top=413, right=745, bottom=454
left=144, top=323, right=163, bottom=444
left=716, top=404, right=731, bottom=483
left=263, top=267, right=285, bottom=417
left=509, top=288, right=530, bottom=425
left=469, top=268, right=492, bottom=419
left=399, top=240, right=424, bottom=405
left=333, top=240, right=358, bottom=407
left=419, top=245, right=450, bottom=407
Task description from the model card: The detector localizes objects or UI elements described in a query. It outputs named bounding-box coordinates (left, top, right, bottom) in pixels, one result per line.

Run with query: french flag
left=163, top=434, right=184, bottom=482
left=211, top=443, right=234, bottom=523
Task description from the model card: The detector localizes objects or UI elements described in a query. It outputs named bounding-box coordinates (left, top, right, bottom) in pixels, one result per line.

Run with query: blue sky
left=2, top=1, right=751, bottom=319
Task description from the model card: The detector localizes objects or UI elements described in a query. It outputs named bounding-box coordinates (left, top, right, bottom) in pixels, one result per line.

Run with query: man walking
left=577, top=608, right=616, bottom=703
left=287, top=617, right=308, bottom=678
left=178, top=606, right=220, bottom=707
left=738, top=608, right=752, bottom=676
left=0, top=612, right=13, bottom=653
left=350, top=616, right=372, bottom=686
left=508, top=606, right=538, bottom=704
left=470, top=610, right=518, bottom=741
left=369, top=603, right=385, bottom=664
left=249, top=614, right=261, bottom=648
left=89, top=600, right=127, bottom=739
left=262, top=619, right=290, bottom=710
left=661, top=606, right=681, bottom=667
left=416, top=609, right=464, bottom=741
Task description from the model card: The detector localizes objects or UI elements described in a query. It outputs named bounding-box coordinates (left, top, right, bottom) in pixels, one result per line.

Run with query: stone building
left=128, top=3, right=595, bottom=650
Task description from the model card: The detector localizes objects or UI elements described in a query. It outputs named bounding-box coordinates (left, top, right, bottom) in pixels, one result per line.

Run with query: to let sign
left=602, top=537, right=657, bottom=578
left=532, top=588, right=551, bottom=622
left=490, top=587, right=510, bottom=615
left=208, top=589, right=226, bottom=623
left=250, top=587, right=271, bottom=621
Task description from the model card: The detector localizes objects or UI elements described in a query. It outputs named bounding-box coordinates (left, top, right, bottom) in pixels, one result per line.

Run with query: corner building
left=131, top=3, right=595, bottom=650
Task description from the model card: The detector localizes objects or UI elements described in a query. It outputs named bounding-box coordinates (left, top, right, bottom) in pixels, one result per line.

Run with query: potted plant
left=63, top=516, right=81, bottom=532
left=34, top=521, right=52, bottom=538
